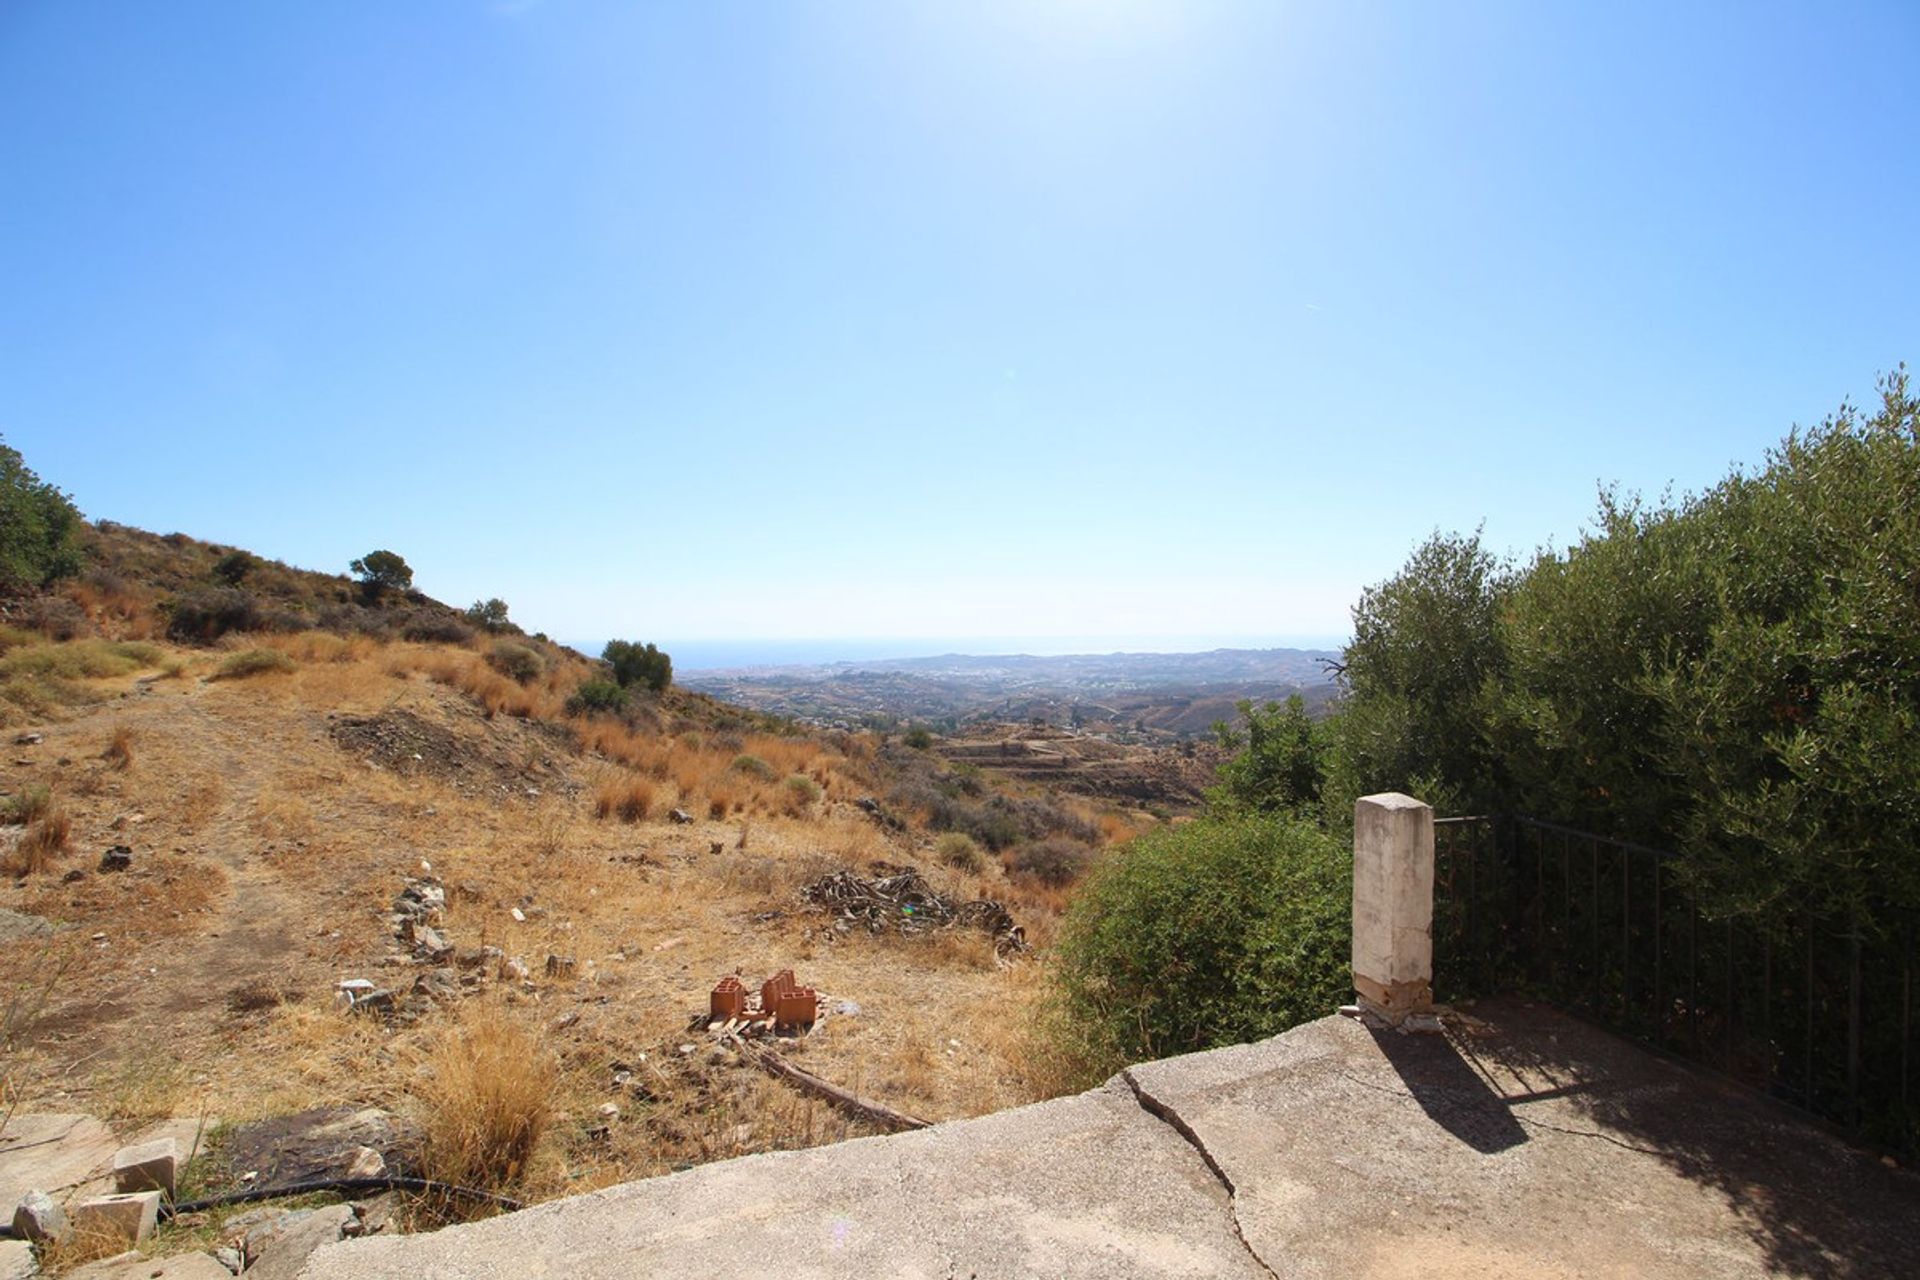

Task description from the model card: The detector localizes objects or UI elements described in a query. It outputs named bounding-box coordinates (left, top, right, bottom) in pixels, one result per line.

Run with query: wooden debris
left=799, top=864, right=1027, bottom=956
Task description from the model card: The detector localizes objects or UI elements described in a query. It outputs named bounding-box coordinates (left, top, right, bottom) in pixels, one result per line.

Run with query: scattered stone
left=545, top=954, right=577, bottom=979
left=668, top=808, right=694, bottom=825
left=12, top=733, right=41, bottom=746
left=343, top=988, right=397, bottom=1017
left=510, top=907, right=526, bottom=923
left=220, top=1107, right=410, bottom=1192
left=71, top=1190, right=161, bottom=1248
left=62, top=868, right=86, bottom=883
left=214, top=1246, right=244, bottom=1274
left=11, top=1189, right=69, bottom=1244
left=411, top=968, right=460, bottom=1003
left=553, top=1010, right=581, bottom=1031
left=709, top=841, right=724, bottom=855
left=0, top=908, right=53, bottom=944
left=597, top=1102, right=620, bottom=1120
left=345, top=1145, right=386, bottom=1179
left=677, top=1043, right=696, bottom=1056
left=348, top=1193, right=399, bottom=1238
left=112, top=1135, right=178, bottom=1197
left=834, top=1000, right=862, bottom=1017
left=99, top=845, right=133, bottom=873
left=503, top=955, right=531, bottom=981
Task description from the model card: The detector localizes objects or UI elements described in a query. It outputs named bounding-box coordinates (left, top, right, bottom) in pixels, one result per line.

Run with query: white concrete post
left=1352, top=792, right=1434, bottom=1023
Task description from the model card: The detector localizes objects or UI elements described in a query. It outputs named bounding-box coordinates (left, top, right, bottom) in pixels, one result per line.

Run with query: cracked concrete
left=302, top=998, right=1920, bottom=1279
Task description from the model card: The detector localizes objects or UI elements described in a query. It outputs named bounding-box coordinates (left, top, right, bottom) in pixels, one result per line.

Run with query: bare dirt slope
left=0, top=638, right=1069, bottom=1205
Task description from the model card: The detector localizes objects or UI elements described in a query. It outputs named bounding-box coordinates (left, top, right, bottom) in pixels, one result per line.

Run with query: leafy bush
left=350, top=549, right=413, bottom=595
left=1049, top=814, right=1350, bottom=1082
left=1210, top=695, right=1328, bottom=816
left=603, top=639, right=672, bottom=692
left=1007, top=837, right=1094, bottom=886
left=934, top=832, right=983, bottom=873
left=167, top=588, right=266, bottom=643
left=211, top=549, right=256, bottom=585
left=486, top=640, right=543, bottom=685
left=465, top=598, right=511, bottom=632
left=211, top=649, right=296, bottom=681
left=21, top=596, right=88, bottom=642
left=784, top=774, right=822, bottom=809
left=567, top=678, right=628, bottom=716
left=1326, top=370, right=1920, bottom=929
left=0, top=640, right=161, bottom=680
left=0, top=438, right=82, bottom=595
left=903, top=726, right=934, bottom=750
left=1, top=784, right=51, bottom=825
left=399, top=610, right=473, bottom=645
left=730, top=754, right=778, bottom=782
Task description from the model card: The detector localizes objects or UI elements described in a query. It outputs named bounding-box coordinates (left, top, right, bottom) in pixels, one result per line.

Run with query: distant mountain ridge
left=681, top=646, right=1342, bottom=740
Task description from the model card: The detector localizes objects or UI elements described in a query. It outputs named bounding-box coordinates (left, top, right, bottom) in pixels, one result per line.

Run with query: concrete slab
left=1125, top=998, right=1920, bottom=1278
left=302, top=1082, right=1268, bottom=1280
left=0, top=1113, right=117, bottom=1206
left=66, top=1250, right=233, bottom=1280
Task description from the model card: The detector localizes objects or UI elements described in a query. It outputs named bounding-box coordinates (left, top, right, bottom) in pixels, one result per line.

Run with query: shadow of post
left=1365, top=1022, right=1529, bottom=1154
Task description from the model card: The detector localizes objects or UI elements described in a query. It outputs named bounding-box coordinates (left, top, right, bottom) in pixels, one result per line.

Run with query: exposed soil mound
left=328, top=709, right=574, bottom=796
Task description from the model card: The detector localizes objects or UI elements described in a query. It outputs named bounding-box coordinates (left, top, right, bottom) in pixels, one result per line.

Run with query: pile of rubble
left=800, top=863, right=1026, bottom=956
left=336, top=875, right=535, bottom=1021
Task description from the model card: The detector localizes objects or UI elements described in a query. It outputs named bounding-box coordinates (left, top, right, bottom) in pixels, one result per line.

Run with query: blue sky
left=3, top=2, right=1916, bottom=654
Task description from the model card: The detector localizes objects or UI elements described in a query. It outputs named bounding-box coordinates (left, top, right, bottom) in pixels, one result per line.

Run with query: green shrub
left=0, top=438, right=81, bottom=595
left=465, top=598, right=512, bottom=632
left=903, top=726, right=934, bottom=750
left=1, top=784, right=51, bottom=826
left=785, top=774, right=822, bottom=807
left=350, top=550, right=413, bottom=595
left=1007, top=837, right=1094, bottom=887
left=399, top=610, right=472, bottom=645
left=167, top=588, right=266, bottom=643
left=1048, top=814, right=1349, bottom=1084
left=934, top=832, right=983, bottom=873
left=602, top=639, right=672, bottom=692
left=211, top=649, right=296, bottom=681
left=211, top=549, right=257, bottom=585
left=730, top=754, right=778, bottom=782
left=486, top=640, right=543, bottom=684
left=566, top=678, right=628, bottom=717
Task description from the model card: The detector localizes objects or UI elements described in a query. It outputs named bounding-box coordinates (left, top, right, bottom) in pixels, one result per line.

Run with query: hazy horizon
left=577, top=635, right=1349, bottom=673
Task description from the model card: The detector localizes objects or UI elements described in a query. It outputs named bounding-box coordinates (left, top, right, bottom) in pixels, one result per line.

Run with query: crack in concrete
left=1120, top=1070, right=1278, bottom=1280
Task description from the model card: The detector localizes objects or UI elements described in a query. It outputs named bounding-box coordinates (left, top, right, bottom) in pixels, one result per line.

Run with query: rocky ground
left=0, top=634, right=1104, bottom=1273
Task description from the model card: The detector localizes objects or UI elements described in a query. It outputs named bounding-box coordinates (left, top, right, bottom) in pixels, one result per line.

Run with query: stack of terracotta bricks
left=707, top=969, right=818, bottom=1032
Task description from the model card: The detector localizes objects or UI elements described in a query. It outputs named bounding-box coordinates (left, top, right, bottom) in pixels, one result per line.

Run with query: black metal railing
left=1433, top=814, right=1918, bottom=1155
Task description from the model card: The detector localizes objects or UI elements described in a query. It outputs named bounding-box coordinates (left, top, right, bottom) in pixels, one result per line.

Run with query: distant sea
left=565, top=635, right=1351, bottom=673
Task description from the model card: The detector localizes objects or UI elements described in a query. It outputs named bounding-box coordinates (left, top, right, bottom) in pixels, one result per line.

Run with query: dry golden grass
left=3, top=808, right=70, bottom=876
left=0, top=630, right=1092, bottom=1222
left=101, top=723, right=134, bottom=771
left=415, top=1002, right=557, bottom=1191
left=593, top=773, right=655, bottom=823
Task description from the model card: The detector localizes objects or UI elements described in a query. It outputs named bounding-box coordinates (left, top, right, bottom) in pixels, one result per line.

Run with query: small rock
left=545, top=954, right=576, bottom=979
left=668, top=808, right=693, bottom=825
left=13, top=732, right=41, bottom=746
left=215, top=1246, right=244, bottom=1274
left=708, top=841, right=724, bottom=855
left=99, top=845, right=133, bottom=873
left=677, top=1043, right=696, bottom=1056
left=503, top=956, right=531, bottom=981
left=62, top=868, right=87, bottom=884
left=345, top=1145, right=386, bottom=1179
left=597, top=1102, right=620, bottom=1120
left=344, top=988, right=397, bottom=1017
left=11, top=1189, right=70, bottom=1244
left=833, top=1000, right=861, bottom=1017
left=510, top=907, right=526, bottom=923
left=411, top=968, right=460, bottom=1003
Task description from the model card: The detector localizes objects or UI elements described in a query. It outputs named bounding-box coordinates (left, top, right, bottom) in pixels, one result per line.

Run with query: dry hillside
left=0, top=529, right=1154, bottom=1261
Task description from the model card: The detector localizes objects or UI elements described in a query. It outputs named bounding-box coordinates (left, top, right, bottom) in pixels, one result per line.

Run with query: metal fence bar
left=1427, top=812, right=1920, bottom=1157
